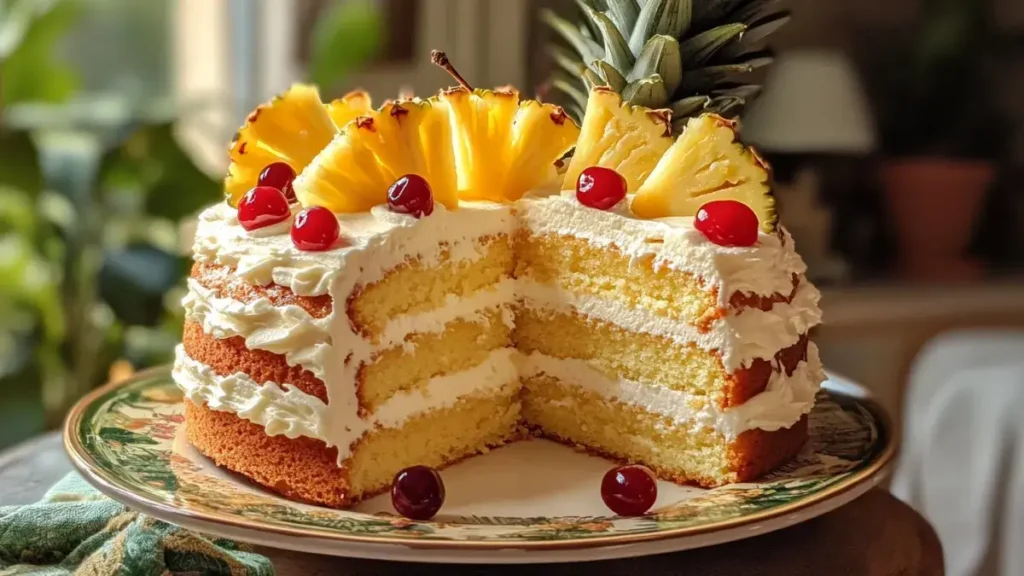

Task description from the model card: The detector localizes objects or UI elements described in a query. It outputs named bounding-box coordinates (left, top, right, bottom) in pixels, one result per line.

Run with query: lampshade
left=742, top=50, right=876, bottom=154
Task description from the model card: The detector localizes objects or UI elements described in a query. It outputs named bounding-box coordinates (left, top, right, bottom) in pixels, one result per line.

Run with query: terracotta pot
left=880, top=158, right=995, bottom=281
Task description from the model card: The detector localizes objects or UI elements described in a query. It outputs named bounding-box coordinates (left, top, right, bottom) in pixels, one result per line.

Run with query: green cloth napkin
left=0, top=473, right=273, bottom=576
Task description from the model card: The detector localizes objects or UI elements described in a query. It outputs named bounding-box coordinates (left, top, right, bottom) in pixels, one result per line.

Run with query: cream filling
left=518, top=343, right=824, bottom=440
left=518, top=279, right=821, bottom=371
left=174, top=346, right=519, bottom=446
left=518, top=193, right=808, bottom=302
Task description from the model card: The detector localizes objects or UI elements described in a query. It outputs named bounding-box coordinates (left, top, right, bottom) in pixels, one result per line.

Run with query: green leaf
left=706, top=95, right=745, bottom=117
left=548, top=45, right=588, bottom=78
left=730, top=0, right=785, bottom=26
left=542, top=9, right=604, bottom=64
left=97, top=427, right=158, bottom=445
left=670, top=95, right=711, bottom=117
left=629, top=35, right=682, bottom=96
left=0, top=129, right=43, bottom=196
left=594, top=60, right=628, bottom=92
left=582, top=67, right=604, bottom=90
left=1, top=0, right=79, bottom=105
left=629, top=0, right=692, bottom=56
left=681, top=53, right=773, bottom=93
left=691, top=0, right=747, bottom=31
left=552, top=76, right=590, bottom=111
left=717, top=13, right=790, bottom=60
left=622, top=74, right=669, bottom=107
left=581, top=6, right=635, bottom=71
left=307, top=0, right=382, bottom=92
left=713, top=84, right=762, bottom=100
left=679, top=23, right=747, bottom=67
left=604, top=0, right=641, bottom=35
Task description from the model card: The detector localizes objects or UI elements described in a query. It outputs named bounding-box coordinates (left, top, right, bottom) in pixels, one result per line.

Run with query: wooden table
left=1, top=433, right=943, bottom=575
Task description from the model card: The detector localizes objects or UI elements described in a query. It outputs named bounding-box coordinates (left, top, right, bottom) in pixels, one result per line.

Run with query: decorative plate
left=65, top=368, right=895, bottom=564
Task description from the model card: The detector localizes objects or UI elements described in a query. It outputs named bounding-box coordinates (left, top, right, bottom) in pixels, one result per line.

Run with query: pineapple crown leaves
left=543, top=0, right=789, bottom=124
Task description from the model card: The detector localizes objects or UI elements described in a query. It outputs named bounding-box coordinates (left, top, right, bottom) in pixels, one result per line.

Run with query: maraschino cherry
left=391, top=465, right=445, bottom=520
left=257, top=162, right=297, bottom=201
left=237, top=186, right=291, bottom=232
left=601, top=465, right=658, bottom=516
left=291, top=206, right=341, bottom=251
left=388, top=174, right=434, bottom=218
left=576, top=166, right=627, bottom=210
left=694, top=200, right=759, bottom=247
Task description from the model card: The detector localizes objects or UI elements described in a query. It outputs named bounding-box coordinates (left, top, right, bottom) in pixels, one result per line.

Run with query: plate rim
left=64, top=365, right=899, bottom=552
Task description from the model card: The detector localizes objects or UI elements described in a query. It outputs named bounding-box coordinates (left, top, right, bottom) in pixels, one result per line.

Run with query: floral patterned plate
left=64, top=368, right=895, bottom=564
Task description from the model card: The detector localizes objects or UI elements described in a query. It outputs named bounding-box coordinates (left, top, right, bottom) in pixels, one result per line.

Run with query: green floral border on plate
left=65, top=367, right=895, bottom=547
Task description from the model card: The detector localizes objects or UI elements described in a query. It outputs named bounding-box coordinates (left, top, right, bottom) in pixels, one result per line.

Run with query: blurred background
left=0, top=0, right=1022, bottom=570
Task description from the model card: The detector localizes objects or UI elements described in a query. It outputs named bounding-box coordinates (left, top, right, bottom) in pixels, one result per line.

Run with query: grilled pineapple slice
left=440, top=87, right=579, bottom=202
left=562, top=87, right=673, bottom=193
left=632, top=114, right=776, bottom=232
left=295, top=97, right=459, bottom=212
left=224, top=84, right=341, bottom=205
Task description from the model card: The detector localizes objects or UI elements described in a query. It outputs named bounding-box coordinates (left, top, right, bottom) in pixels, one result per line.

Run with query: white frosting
left=519, top=192, right=806, bottom=302
left=174, top=345, right=519, bottom=441
left=177, top=193, right=823, bottom=458
left=518, top=343, right=824, bottom=439
left=519, top=279, right=820, bottom=371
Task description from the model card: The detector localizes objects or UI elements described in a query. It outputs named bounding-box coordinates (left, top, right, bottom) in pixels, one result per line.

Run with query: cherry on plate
left=601, top=465, right=658, bottom=516
left=391, top=465, right=445, bottom=520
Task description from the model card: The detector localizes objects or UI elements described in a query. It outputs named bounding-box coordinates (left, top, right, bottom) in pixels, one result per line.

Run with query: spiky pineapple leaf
left=593, top=60, right=628, bottom=91
left=622, top=74, right=669, bottom=108
left=604, top=0, right=641, bottom=34
left=548, top=45, right=588, bottom=78
left=542, top=9, right=603, bottom=64
left=575, top=0, right=605, bottom=41
left=629, top=0, right=692, bottom=56
left=552, top=76, right=590, bottom=111
left=582, top=67, right=604, bottom=89
left=678, top=23, right=747, bottom=67
left=716, top=13, right=790, bottom=60
left=691, top=0, right=747, bottom=31
left=670, top=95, right=711, bottom=118
left=629, top=35, right=682, bottom=96
left=730, top=0, right=784, bottom=26
left=706, top=95, right=745, bottom=117
left=681, top=52, right=773, bottom=92
left=582, top=7, right=635, bottom=71
left=712, top=84, right=762, bottom=100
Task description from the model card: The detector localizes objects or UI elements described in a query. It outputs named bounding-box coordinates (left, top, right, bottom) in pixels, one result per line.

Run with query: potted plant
left=863, top=0, right=1005, bottom=281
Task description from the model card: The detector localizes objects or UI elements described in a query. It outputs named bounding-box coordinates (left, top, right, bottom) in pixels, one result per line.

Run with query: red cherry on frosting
left=576, top=166, right=627, bottom=210
left=387, top=174, right=434, bottom=218
left=694, top=200, right=760, bottom=247
left=391, top=465, right=445, bottom=520
left=291, top=206, right=341, bottom=251
left=601, top=465, right=658, bottom=516
left=237, top=186, right=291, bottom=231
left=257, top=162, right=297, bottom=201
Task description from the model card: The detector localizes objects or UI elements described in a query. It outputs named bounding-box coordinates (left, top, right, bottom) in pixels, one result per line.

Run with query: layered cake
left=174, top=77, right=823, bottom=508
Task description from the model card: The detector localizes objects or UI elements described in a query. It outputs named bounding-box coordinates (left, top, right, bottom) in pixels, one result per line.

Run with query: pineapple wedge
left=632, top=114, right=777, bottom=233
left=562, top=87, right=674, bottom=193
left=224, top=84, right=340, bottom=205
left=295, top=97, right=460, bottom=212
left=440, top=87, right=579, bottom=202
left=325, top=90, right=373, bottom=128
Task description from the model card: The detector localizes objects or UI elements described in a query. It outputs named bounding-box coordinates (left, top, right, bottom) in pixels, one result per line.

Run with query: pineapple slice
left=325, top=90, right=373, bottom=128
left=632, top=114, right=776, bottom=233
left=562, top=87, right=674, bottom=193
left=224, top=84, right=340, bottom=206
left=440, top=87, right=579, bottom=202
left=295, top=97, right=459, bottom=212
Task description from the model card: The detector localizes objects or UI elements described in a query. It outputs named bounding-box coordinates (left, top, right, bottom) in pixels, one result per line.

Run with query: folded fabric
left=0, top=472, right=273, bottom=575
